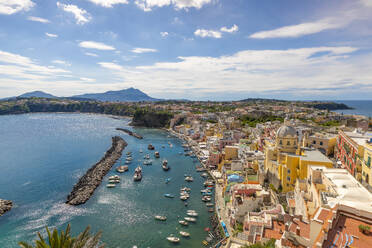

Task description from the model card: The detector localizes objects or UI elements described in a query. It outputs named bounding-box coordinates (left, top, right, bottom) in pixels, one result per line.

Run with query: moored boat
left=162, top=160, right=170, bottom=171
left=166, top=236, right=180, bottom=243
left=154, top=151, right=160, bottom=158
left=184, top=217, right=196, bottom=222
left=179, top=231, right=190, bottom=237
left=106, top=183, right=116, bottom=188
left=187, top=211, right=198, bottom=217
left=148, top=144, right=155, bottom=150
left=179, top=220, right=188, bottom=226
left=154, top=215, right=167, bottom=221
left=185, top=176, right=193, bottom=182
left=164, top=193, right=175, bottom=198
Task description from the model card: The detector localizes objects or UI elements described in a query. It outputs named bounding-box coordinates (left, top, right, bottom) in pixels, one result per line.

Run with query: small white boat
left=187, top=209, right=196, bottom=213
left=154, top=215, right=167, bottom=221
left=179, top=220, right=188, bottom=226
left=166, top=236, right=180, bottom=243
left=106, top=183, right=116, bottom=188
left=206, top=203, right=214, bottom=207
left=185, top=176, right=193, bottom=182
left=180, top=195, right=188, bottom=201
left=179, top=231, right=190, bottom=237
left=184, top=217, right=196, bottom=222
left=187, top=211, right=198, bottom=217
left=109, top=175, right=120, bottom=180
left=139, top=149, right=143, bottom=153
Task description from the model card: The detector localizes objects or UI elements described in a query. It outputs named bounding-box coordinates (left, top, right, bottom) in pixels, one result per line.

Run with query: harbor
left=0, top=113, right=217, bottom=247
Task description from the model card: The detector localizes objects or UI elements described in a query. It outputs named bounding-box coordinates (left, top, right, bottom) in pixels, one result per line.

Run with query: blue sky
left=0, top=0, right=372, bottom=100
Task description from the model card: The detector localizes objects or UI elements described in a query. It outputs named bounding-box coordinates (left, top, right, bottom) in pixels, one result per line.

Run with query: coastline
left=0, top=199, right=12, bottom=217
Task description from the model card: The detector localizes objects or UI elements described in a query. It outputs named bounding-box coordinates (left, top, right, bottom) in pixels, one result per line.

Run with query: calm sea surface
left=334, top=100, right=372, bottom=117
left=0, top=113, right=213, bottom=248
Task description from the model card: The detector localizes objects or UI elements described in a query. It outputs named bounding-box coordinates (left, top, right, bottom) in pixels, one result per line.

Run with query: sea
left=0, top=113, right=213, bottom=248
left=334, top=100, right=372, bottom=117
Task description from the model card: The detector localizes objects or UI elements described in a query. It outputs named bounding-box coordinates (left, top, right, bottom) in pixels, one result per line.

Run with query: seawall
left=116, top=128, right=143, bottom=139
left=66, top=136, right=127, bottom=205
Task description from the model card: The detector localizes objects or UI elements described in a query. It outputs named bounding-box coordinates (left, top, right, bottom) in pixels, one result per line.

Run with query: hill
left=18, top=91, right=57, bottom=99
left=72, top=88, right=159, bottom=102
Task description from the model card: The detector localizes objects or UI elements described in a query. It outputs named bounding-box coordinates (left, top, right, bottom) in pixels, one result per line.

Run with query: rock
left=0, top=199, right=13, bottom=216
left=66, top=136, right=127, bottom=205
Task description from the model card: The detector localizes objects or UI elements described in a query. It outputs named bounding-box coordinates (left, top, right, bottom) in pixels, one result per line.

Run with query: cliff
left=130, top=109, right=173, bottom=128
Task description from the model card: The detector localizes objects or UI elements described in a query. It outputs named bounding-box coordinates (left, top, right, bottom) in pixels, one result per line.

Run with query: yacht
left=178, top=220, right=188, bottom=226
left=154, top=215, right=167, bottom=221
left=187, top=211, right=198, bottom=217
left=179, top=231, right=190, bottom=237
left=184, top=217, right=196, bottom=222
left=166, top=236, right=180, bottom=243
left=133, top=166, right=142, bottom=181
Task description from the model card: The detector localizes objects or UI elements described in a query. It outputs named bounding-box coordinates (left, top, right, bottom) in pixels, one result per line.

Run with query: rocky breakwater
left=116, top=128, right=143, bottom=139
left=66, top=136, right=127, bottom=205
left=0, top=199, right=13, bottom=216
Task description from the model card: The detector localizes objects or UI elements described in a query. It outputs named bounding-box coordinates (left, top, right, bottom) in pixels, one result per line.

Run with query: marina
left=0, top=113, right=217, bottom=248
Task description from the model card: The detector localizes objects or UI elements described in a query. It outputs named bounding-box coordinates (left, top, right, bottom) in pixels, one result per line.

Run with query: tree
left=18, top=224, right=104, bottom=248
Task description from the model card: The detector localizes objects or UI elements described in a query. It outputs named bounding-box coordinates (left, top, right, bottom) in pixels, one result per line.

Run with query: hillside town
left=166, top=101, right=372, bottom=248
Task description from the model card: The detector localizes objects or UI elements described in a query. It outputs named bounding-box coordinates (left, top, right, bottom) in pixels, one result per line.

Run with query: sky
left=0, top=0, right=372, bottom=101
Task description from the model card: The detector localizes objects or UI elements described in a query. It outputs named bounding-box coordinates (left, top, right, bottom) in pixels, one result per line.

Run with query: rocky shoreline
left=66, top=136, right=127, bottom=205
left=0, top=199, right=13, bottom=216
left=116, top=128, right=143, bottom=139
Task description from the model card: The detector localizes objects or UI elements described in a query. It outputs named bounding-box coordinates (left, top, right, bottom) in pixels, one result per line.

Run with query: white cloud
left=45, top=32, right=58, bottom=38
left=0, top=0, right=34, bottom=15
left=250, top=19, right=343, bottom=39
left=86, top=0, right=128, bottom=8
left=220, top=24, right=238, bottom=33
left=57, top=2, right=91, bottom=25
left=98, top=62, right=123, bottom=70
left=85, top=52, right=98, bottom=57
left=131, top=47, right=158, bottom=53
left=101, top=46, right=371, bottom=99
left=52, top=60, right=70, bottom=66
left=160, top=31, right=169, bottom=37
left=135, top=0, right=212, bottom=11
left=80, top=77, right=95, bottom=82
left=27, top=16, right=50, bottom=23
left=194, top=29, right=221, bottom=38
left=79, top=41, right=115, bottom=50
left=361, top=0, right=372, bottom=7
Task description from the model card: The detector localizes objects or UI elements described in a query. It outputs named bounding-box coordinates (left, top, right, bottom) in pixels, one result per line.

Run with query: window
left=287, top=169, right=291, bottom=174
left=367, top=156, right=371, bottom=167
left=287, top=141, right=290, bottom=145
left=287, top=176, right=291, bottom=182
left=313, top=140, right=316, bottom=144
left=320, top=141, right=323, bottom=146
left=279, top=140, right=282, bottom=145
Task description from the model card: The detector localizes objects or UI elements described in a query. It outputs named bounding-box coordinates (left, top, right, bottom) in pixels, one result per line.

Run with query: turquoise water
left=0, top=113, right=213, bottom=248
left=334, top=100, right=372, bottom=117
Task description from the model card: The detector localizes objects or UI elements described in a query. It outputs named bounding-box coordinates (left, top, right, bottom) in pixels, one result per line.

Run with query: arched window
left=287, top=141, right=290, bottom=145
left=279, top=140, right=282, bottom=145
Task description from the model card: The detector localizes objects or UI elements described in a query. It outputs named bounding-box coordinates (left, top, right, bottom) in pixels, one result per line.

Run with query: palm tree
left=18, top=224, right=104, bottom=248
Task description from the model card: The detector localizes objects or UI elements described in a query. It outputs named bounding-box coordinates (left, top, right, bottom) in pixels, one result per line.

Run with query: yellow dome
left=277, top=125, right=297, bottom=138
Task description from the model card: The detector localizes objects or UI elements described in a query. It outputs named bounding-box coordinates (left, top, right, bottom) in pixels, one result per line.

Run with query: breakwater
left=116, top=128, right=143, bottom=139
left=66, top=136, right=127, bottom=205
left=0, top=199, right=12, bottom=216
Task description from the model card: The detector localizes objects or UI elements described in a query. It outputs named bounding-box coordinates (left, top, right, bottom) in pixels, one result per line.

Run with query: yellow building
left=303, top=132, right=337, bottom=156
left=224, top=145, right=239, bottom=160
left=265, top=124, right=334, bottom=192
left=362, top=142, right=372, bottom=186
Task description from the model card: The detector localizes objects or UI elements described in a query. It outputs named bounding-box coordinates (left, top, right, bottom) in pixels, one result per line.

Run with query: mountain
left=72, top=87, right=160, bottom=102
left=18, top=91, right=57, bottom=99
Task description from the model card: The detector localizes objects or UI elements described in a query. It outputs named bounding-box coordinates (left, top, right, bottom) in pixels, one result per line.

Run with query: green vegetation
left=319, top=120, right=341, bottom=127
left=239, top=115, right=284, bottom=127
left=18, top=224, right=103, bottom=248
left=358, top=224, right=371, bottom=234
left=243, top=239, right=276, bottom=248
left=131, top=108, right=173, bottom=128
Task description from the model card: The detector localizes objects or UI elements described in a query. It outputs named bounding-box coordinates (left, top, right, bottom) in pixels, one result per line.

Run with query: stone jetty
left=0, top=199, right=12, bottom=216
left=66, top=136, right=127, bottom=205
left=116, top=128, right=143, bottom=139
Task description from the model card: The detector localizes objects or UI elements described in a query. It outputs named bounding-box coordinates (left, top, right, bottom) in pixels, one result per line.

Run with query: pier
left=116, top=128, right=143, bottom=139
left=66, top=136, right=127, bottom=205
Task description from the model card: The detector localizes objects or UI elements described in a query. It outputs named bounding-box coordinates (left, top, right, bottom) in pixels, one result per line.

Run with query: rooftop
left=301, top=149, right=333, bottom=163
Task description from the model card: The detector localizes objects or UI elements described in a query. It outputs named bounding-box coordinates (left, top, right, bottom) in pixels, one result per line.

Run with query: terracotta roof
left=317, top=208, right=331, bottom=223
left=263, top=220, right=285, bottom=240
left=322, top=214, right=372, bottom=248
left=288, top=218, right=310, bottom=239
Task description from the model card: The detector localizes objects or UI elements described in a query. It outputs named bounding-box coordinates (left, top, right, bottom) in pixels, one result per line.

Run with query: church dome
left=277, top=125, right=297, bottom=138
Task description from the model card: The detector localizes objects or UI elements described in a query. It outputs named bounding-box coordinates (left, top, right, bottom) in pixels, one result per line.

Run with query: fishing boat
left=202, top=191, right=212, bottom=196
left=106, top=183, right=116, bottom=188
left=201, top=172, right=209, bottom=178
left=154, top=215, right=167, bottom=221
left=148, top=144, right=155, bottom=150
left=180, top=195, right=188, bottom=201
left=162, top=160, right=170, bottom=171
left=184, top=217, right=196, bottom=222
left=154, top=151, right=160, bottom=158
left=109, top=175, right=120, bottom=180
left=166, top=236, right=180, bottom=243
left=208, top=208, right=214, bottom=213
left=206, top=203, right=214, bottom=207
left=179, top=220, right=188, bottom=226
left=164, top=193, right=174, bottom=198
left=203, top=181, right=214, bottom=187
left=185, top=176, right=193, bottom=182
left=187, top=209, right=197, bottom=213
left=202, top=196, right=212, bottom=202
left=109, top=179, right=120, bottom=184
left=179, top=231, right=190, bottom=237
left=181, top=187, right=191, bottom=192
